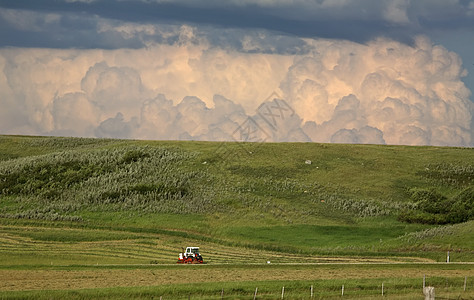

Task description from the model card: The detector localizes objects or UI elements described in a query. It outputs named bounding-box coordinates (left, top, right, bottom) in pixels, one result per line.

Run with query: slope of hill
left=0, top=135, right=473, bottom=261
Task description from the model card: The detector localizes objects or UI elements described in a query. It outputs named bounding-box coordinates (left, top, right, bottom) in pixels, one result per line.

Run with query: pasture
left=0, top=135, right=473, bottom=298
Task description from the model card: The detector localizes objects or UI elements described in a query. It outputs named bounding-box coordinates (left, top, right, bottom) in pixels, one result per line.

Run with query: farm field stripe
left=0, top=264, right=472, bottom=291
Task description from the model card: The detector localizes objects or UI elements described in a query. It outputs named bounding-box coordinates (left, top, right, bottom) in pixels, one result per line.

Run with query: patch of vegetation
left=217, top=222, right=427, bottom=253
left=1, top=270, right=472, bottom=299
left=398, top=187, right=474, bottom=224
left=0, top=135, right=473, bottom=260
left=0, top=144, right=222, bottom=219
left=2, top=136, right=474, bottom=299
left=0, top=226, right=137, bottom=242
left=419, top=162, right=474, bottom=187
left=0, top=208, right=83, bottom=222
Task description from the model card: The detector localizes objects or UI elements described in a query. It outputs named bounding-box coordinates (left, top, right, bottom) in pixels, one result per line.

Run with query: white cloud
left=81, top=61, right=147, bottom=120
left=97, top=22, right=158, bottom=39
left=330, top=126, right=385, bottom=144
left=95, top=112, right=139, bottom=139
left=51, top=92, right=99, bottom=137
left=281, top=37, right=473, bottom=146
left=0, top=34, right=472, bottom=146
left=383, top=0, right=411, bottom=24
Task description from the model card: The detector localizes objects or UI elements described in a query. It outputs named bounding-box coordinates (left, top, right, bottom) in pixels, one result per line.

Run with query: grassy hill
left=0, top=135, right=473, bottom=263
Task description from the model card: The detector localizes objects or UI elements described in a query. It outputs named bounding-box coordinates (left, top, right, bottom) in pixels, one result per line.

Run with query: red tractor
left=177, top=247, right=204, bottom=264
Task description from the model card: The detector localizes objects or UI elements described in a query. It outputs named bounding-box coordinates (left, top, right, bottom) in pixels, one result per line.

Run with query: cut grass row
left=1, top=224, right=435, bottom=268
left=1, top=265, right=473, bottom=299
left=2, top=216, right=474, bottom=266
left=3, top=280, right=473, bottom=300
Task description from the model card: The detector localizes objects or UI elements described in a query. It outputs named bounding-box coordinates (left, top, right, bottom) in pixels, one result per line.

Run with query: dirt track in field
left=1, top=264, right=473, bottom=291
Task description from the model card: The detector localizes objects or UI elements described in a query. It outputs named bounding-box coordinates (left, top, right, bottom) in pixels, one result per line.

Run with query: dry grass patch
left=0, top=264, right=472, bottom=292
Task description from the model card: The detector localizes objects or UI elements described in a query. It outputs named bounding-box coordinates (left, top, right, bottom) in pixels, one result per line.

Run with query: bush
left=409, top=188, right=450, bottom=214
left=399, top=187, right=474, bottom=224
left=448, top=186, right=474, bottom=223
left=398, top=210, right=450, bottom=225
left=122, top=149, right=150, bottom=164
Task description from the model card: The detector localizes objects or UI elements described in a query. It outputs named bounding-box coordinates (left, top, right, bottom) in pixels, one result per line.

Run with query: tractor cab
left=186, top=247, right=200, bottom=256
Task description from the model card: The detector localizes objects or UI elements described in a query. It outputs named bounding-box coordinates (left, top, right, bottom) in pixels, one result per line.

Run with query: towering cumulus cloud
left=283, top=37, right=473, bottom=146
left=0, top=35, right=472, bottom=146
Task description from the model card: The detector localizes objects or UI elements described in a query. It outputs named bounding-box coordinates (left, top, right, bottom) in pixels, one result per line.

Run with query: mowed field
left=1, top=222, right=472, bottom=299
left=0, top=135, right=473, bottom=299
left=1, top=264, right=473, bottom=299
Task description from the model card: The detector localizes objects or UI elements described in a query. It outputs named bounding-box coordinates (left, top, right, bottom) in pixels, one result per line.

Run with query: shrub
left=399, top=187, right=474, bottom=224
left=398, top=210, right=450, bottom=224
left=409, top=188, right=450, bottom=214
left=122, top=149, right=150, bottom=164
left=448, top=186, right=474, bottom=223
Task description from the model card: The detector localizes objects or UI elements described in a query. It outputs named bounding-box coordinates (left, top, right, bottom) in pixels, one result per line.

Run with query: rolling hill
left=0, top=135, right=473, bottom=263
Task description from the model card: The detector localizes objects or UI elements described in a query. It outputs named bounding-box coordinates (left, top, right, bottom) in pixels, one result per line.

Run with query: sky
left=0, top=0, right=473, bottom=146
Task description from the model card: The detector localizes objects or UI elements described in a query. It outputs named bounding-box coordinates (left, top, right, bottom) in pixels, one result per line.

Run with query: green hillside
left=0, top=135, right=473, bottom=262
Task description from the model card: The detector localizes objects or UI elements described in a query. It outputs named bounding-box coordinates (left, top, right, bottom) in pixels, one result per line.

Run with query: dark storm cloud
left=0, top=0, right=473, bottom=49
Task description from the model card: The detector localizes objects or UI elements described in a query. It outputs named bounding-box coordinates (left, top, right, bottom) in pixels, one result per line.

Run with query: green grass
left=1, top=272, right=473, bottom=299
left=0, top=135, right=473, bottom=297
left=0, top=226, right=138, bottom=242
left=0, top=135, right=473, bottom=258
left=218, top=221, right=429, bottom=251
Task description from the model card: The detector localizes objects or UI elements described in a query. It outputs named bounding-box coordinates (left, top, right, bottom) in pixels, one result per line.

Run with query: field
left=0, top=135, right=473, bottom=299
left=1, top=264, right=473, bottom=299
